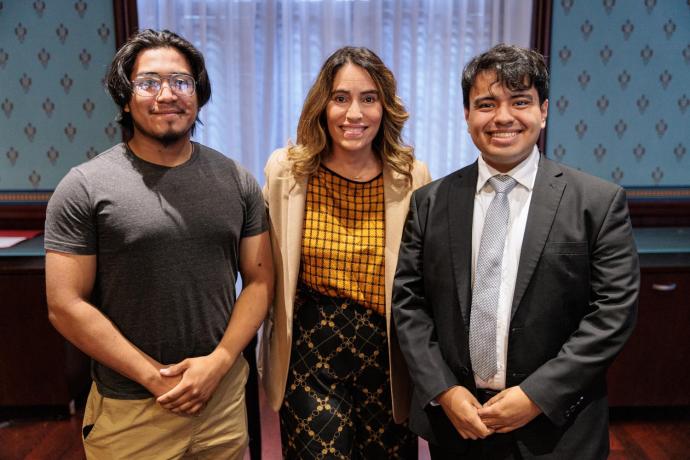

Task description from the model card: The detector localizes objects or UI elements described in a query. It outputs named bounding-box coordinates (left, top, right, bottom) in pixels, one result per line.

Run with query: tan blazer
left=258, top=147, right=431, bottom=423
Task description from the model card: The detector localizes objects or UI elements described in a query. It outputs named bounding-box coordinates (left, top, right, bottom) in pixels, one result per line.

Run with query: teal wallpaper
left=546, top=0, right=689, bottom=188
left=0, top=0, right=119, bottom=195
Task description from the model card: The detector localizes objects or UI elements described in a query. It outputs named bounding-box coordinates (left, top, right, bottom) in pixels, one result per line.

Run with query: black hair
left=461, top=43, right=549, bottom=109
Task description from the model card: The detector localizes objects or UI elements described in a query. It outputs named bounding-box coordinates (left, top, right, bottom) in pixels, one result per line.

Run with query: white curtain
left=137, top=0, right=533, bottom=182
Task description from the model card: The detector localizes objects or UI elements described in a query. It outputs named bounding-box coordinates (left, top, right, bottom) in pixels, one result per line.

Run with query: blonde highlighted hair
left=288, top=46, right=414, bottom=183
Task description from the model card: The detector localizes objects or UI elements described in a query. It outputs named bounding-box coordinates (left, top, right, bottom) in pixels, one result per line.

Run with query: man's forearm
left=208, top=280, right=272, bottom=374
left=48, top=298, right=171, bottom=394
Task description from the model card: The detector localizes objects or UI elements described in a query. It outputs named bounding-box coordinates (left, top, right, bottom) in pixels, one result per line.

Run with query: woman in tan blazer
left=260, top=47, right=431, bottom=459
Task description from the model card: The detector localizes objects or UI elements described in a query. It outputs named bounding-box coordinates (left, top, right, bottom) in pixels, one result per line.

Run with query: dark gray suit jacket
left=392, top=156, right=639, bottom=459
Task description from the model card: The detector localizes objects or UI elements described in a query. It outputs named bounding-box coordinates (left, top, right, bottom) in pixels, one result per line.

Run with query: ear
left=540, top=99, right=549, bottom=128
left=464, top=107, right=470, bottom=121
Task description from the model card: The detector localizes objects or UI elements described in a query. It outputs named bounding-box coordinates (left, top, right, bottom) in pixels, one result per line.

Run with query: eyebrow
left=510, top=92, right=534, bottom=100
left=134, top=71, right=193, bottom=77
left=331, top=89, right=379, bottom=95
left=472, top=92, right=534, bottom=105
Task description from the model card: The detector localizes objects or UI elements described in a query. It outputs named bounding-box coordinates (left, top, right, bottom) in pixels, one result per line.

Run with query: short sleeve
left=44, top=168, right=98, bottom=255
left=238, top=166, right=268, bottom=238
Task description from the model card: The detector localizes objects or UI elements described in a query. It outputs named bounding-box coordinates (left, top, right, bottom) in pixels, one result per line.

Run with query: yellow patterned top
left=300, top=165, right=386, bottom=315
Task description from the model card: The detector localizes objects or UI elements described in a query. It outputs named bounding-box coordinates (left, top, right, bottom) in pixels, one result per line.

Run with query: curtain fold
left=138, top=0, right=532, bottom=182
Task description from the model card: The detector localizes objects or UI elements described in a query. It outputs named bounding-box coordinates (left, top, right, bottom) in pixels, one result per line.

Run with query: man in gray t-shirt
left=45, top=30, right=273, bottom=460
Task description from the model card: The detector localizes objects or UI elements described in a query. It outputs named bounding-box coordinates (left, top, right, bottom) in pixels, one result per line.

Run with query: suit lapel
left=511, top=157, right=565, bottom=318
left=448, top=163, right=477, bottom=329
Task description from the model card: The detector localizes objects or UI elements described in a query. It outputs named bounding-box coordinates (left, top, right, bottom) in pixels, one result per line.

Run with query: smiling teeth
left=491, top=132, right=518, bottom=138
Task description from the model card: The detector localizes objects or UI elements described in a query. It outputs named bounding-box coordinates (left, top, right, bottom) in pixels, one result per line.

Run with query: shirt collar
left=476, top=146, right=540, bottom=194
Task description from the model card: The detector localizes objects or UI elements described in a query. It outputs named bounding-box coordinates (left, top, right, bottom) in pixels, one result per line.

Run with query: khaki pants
left=82, top=356, right=249, bottom=460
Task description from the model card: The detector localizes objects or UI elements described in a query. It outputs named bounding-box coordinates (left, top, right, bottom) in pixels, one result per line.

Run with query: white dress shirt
left=472, top=147, right=539, bottom=390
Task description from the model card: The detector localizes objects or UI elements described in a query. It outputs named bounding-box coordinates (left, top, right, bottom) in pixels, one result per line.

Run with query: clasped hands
left=147, top=352, right=232, bottom=418
left=437, top=385, right=542, bottom=440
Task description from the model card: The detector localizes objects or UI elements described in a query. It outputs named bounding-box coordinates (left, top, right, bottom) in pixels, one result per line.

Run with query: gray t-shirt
left=45, top=142, right=267, bottom=399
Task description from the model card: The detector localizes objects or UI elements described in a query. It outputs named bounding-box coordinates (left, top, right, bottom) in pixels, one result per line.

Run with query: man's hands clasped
left=147, top=352, right=233, bottom=417
left=437, top=385, right=542, bottom=440
left=437, top=386, right=493, bottom=439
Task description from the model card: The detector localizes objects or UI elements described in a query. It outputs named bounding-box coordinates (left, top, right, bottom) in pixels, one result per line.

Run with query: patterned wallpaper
left=547, top=0, right=690, bottom=188
left=0, top=0, right=119, bottom=197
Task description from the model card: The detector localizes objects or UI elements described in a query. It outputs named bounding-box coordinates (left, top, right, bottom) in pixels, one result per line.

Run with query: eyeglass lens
left=132, top=74, right=195, bottom=96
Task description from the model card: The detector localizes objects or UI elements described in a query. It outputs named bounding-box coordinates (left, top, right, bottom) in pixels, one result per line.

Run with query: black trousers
left=428, top=389, right=524, bottom=460
left=429, top=438, right=523, bottom=460
left=280, top=284, right=417, bottom=460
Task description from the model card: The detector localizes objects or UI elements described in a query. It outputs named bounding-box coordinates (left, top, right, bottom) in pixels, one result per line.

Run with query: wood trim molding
left=0, top=205, right=47, bottom=230
left=531, top=0, right=552, bottom=159
left=113, top=0, right=139, bottom=49
left=531, top=0, right=552, bottom=59
left=629, top=200, right=690, bottom=227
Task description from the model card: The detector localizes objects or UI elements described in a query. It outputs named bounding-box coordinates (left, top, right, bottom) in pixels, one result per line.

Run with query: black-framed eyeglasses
left=131, top=73, right=196, bottom=97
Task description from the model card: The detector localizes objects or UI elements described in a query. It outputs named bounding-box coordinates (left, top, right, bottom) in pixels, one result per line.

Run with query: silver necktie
left=469, top=175, right=517, bottom=381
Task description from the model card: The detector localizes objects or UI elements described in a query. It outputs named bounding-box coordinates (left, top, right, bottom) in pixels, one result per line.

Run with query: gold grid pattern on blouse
left=300, top=166, right=386, bottom=315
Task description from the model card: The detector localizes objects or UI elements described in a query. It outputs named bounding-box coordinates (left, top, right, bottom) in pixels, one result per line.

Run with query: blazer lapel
left=383, top=166, right=409, bottom=326
left=448, top=163, right=477, bottom=329
left=511, top=157, right=566, bottom=318
left=285, top=174, right=307, bottom=326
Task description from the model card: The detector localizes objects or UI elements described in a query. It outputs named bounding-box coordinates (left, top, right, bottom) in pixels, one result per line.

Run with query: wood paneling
left=113, top=0, right=139, bottom=49
left=531, top=0, right=552, bottom=156
left=0, top=257, right=90, bottom=409
left=629, top=201, right=690, bottom=227
left=0, top=205, right=46, bottom=230
left=608, top=267, right=690, bottom=406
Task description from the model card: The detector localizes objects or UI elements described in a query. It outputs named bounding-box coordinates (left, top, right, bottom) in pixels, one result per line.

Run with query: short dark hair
left=461, top=43, right=549, bottom=109
left=105, top=29, right=212, bottom=138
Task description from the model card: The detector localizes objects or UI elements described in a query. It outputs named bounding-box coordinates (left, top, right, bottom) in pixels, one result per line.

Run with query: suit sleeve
left=393, top=190, right=460, bottom=407
left=520, top=187, right=639, bottom=426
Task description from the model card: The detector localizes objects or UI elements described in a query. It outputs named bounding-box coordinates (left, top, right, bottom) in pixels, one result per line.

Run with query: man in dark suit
left=392, top=44, right=639, bottom=459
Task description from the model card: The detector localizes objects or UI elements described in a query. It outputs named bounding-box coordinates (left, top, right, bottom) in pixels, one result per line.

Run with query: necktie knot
left=488, top=175, right=517, bottom=195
